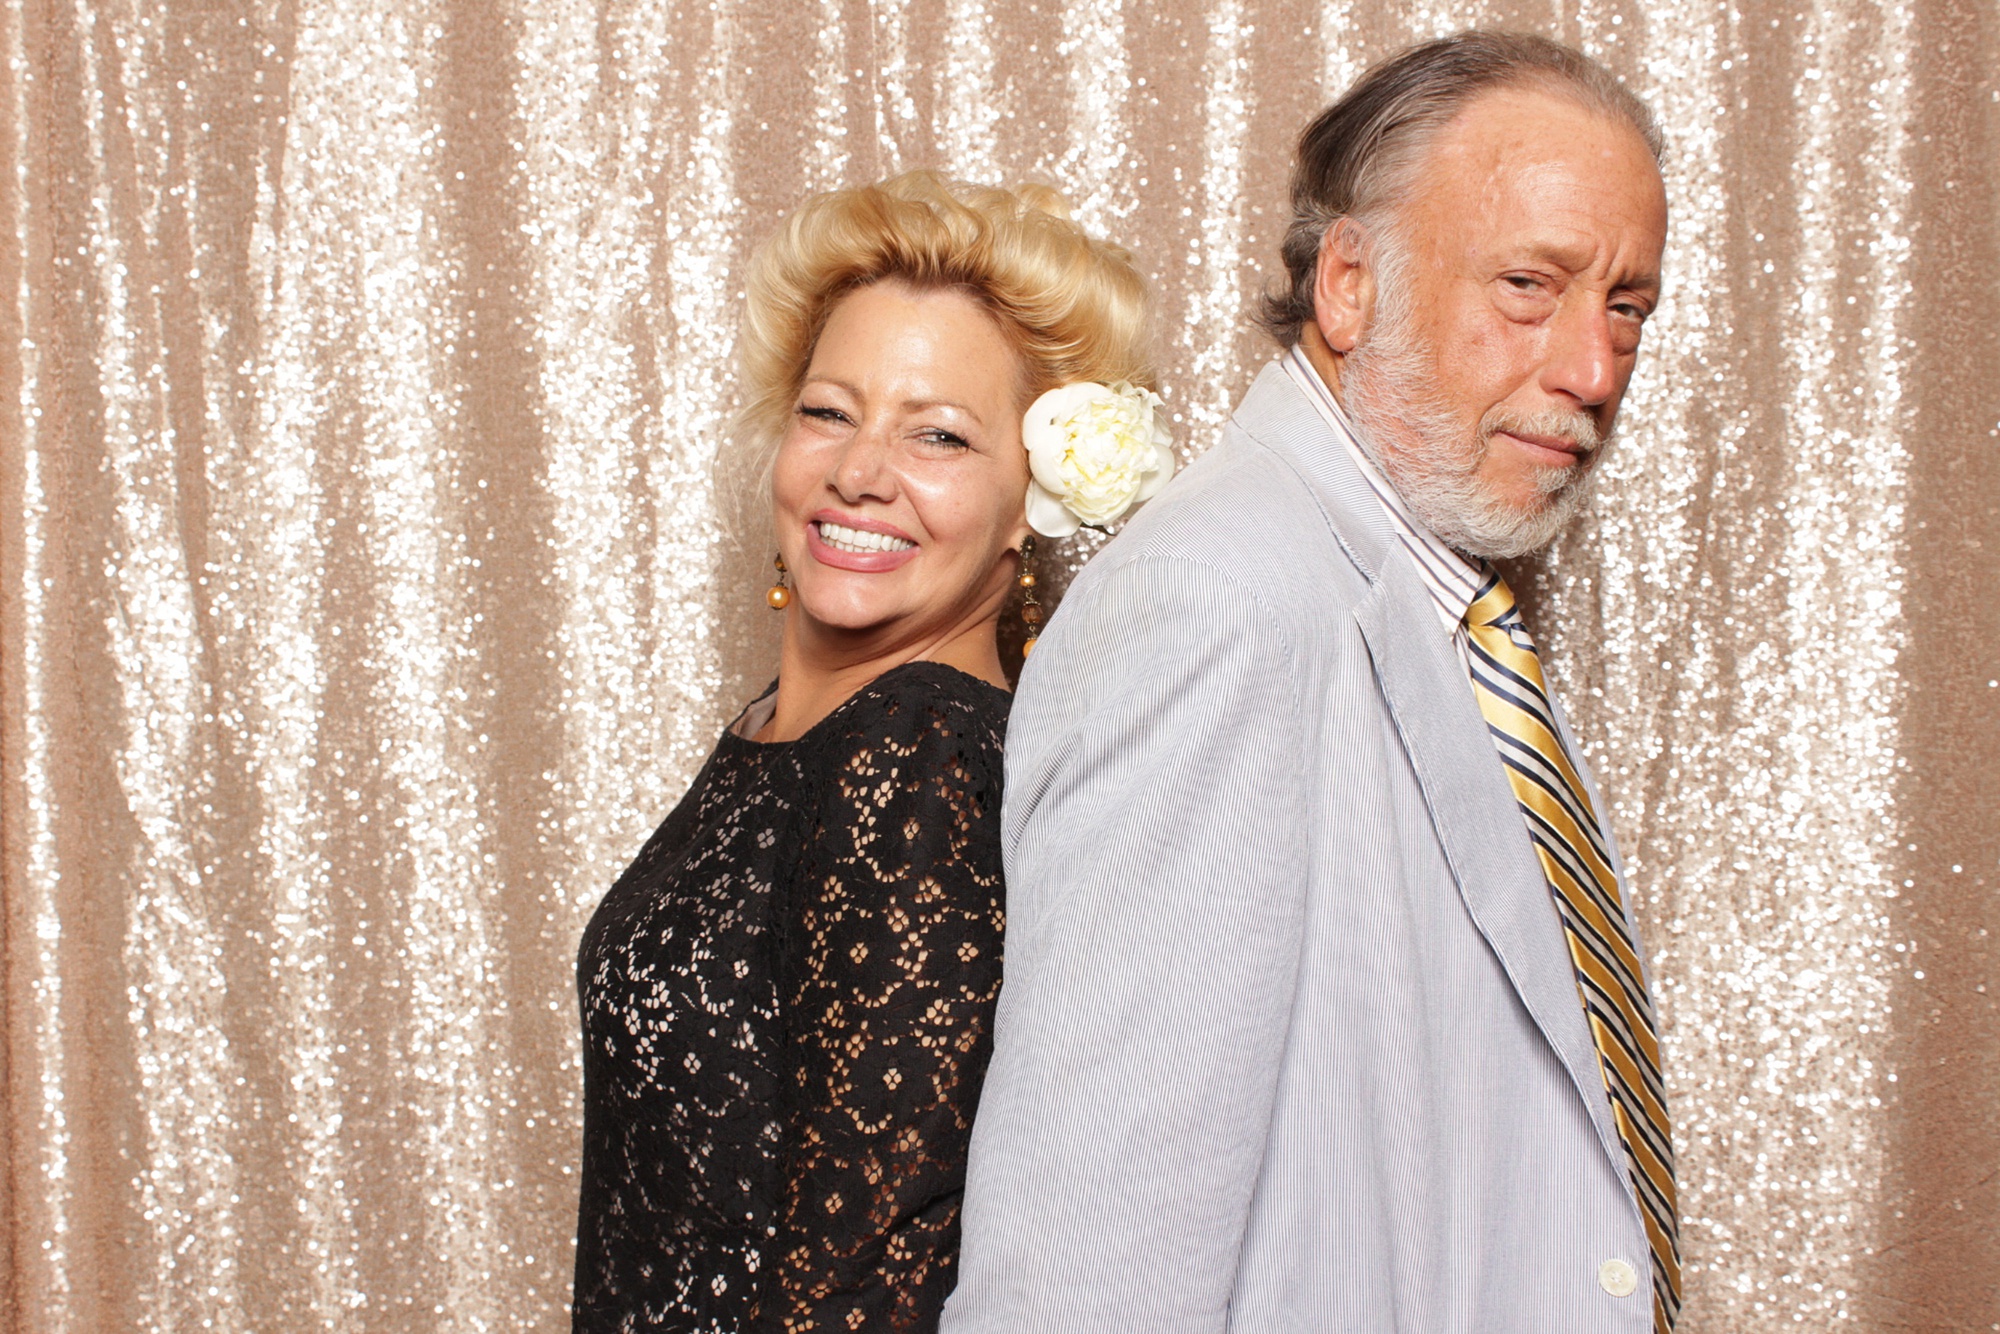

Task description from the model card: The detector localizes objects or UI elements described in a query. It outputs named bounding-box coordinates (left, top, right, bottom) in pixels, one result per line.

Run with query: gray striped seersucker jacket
left=941, top=361, right=1661, bottom=1334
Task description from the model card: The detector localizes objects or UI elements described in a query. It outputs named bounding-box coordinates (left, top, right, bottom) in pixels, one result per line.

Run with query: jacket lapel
left=1352, top=571, right=1626, bottom=1169
left=1230, top=362, right=1628, bottom=1174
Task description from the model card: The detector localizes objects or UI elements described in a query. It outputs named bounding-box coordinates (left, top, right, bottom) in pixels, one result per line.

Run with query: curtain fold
left=3, top=0, right=1995, bottom=1328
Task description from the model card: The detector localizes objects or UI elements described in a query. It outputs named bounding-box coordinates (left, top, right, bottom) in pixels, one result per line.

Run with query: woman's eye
left=919, top=428, right=971, bottom=449
left=799, top=404, right=849, bottom=424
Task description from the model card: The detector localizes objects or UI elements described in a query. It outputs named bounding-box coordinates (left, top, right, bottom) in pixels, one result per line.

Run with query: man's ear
left=1311, top=218, right=1372, bottom=354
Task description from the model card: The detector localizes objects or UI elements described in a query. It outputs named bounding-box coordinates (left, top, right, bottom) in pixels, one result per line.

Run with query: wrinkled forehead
left=1404, top=87, right=1668, bottom=278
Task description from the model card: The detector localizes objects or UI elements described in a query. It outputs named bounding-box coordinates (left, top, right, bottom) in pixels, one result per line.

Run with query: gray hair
left=1258, top=30, right=1664, bottom=346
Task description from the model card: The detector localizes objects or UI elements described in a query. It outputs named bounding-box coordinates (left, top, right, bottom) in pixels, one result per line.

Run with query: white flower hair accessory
left=1021, top=381, right=1177, bottom=538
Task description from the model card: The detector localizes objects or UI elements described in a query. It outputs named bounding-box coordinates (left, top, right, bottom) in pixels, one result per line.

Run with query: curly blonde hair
left=727, top=171, right=1157, bottom=532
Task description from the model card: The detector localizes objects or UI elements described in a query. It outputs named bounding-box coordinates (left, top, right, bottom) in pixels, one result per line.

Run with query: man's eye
left=1612, top=301, right=1650, bottom=323
left=1503, top=274, right=1545, bottom=292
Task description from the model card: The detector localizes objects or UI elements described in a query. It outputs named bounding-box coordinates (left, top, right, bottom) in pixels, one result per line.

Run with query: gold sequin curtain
left=2, top=0, right=1994, bottom=1328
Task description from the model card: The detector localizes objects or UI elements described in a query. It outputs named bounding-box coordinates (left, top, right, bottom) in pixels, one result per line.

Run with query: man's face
left=1338, top=86, right=1669, bottom=557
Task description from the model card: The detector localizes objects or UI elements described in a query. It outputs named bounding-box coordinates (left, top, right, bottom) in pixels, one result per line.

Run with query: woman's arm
left=754, top=684, right=1007, bottom=1332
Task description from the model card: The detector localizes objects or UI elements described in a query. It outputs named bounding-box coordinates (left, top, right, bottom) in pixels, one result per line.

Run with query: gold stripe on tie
left=1464, top=570, right=1682, bottom=1333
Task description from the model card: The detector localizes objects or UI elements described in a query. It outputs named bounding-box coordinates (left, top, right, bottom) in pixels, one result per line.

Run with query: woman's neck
left=754, top=615, right=1007, bottom=744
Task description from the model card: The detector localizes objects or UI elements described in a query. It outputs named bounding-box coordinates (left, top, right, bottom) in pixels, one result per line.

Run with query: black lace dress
left=573, top=662, right=1009, bottom=1333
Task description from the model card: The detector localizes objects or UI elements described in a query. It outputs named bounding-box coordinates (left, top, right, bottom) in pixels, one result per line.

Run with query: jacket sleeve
left=944, top=554, right=1312, bottom=1334
left=752, top=688, right=1008, bottom=1333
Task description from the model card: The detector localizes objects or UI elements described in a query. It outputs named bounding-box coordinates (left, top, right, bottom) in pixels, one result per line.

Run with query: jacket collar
left=1229, top=359, right=1400, bottom=587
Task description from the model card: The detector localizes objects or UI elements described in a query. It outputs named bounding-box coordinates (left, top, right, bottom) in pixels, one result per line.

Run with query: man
left=943, top=31, right=1679, bottom=1334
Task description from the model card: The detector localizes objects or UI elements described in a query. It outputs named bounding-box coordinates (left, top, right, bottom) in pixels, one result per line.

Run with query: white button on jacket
left=1599, top=1259, right=1640, bottom=1298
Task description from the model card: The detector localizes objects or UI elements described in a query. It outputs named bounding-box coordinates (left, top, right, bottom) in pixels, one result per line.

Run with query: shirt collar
left=1281, top=346, right=1485, bottom=634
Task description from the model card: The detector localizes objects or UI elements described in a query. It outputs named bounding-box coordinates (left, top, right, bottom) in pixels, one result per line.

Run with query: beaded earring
left=1018, top=537, right=1044, bottom=656
left=766, top=554, right=790, bottom=609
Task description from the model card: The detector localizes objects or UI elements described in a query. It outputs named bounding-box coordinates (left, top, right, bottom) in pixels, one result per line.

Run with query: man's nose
left=832, top=423, right=896, bottom=501
left=1540, top=305, right=1619, bottom=408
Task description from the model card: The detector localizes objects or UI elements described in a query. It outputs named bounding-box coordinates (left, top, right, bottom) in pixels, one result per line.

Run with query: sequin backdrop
left=2, top=0, right=1995, bottom=1328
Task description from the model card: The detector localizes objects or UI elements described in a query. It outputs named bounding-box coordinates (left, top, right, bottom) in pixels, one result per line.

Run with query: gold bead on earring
left=1018, top=537, right=1043, bottom=656
left=766, top=554, right=791, bottom=610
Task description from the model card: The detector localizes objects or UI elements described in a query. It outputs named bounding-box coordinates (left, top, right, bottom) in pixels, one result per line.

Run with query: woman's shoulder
left=867, top=659, right=1010, bottom=717
left=842, top=660, right=1008, bottom=735
left=812, top=661, right=1009, bottom=765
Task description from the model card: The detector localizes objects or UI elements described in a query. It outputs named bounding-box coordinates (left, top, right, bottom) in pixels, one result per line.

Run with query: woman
left=572, top=171, right=1174, bottom=1333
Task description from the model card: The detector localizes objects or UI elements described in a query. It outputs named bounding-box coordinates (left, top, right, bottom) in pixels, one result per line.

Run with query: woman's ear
left=1311, top=218, right=1373, bottom=354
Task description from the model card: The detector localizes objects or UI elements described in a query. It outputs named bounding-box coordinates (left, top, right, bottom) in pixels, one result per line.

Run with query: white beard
left=1338, top=267, right=1609, bottom=560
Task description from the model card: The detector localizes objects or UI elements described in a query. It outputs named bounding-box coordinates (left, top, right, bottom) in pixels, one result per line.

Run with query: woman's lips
left=805, top=520, right=921, bottom=572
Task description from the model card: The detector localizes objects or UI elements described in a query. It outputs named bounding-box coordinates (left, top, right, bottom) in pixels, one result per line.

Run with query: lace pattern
left=574, top=663, right=1009, bottom=1333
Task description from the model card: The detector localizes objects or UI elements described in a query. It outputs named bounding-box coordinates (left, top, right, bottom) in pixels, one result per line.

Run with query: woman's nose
left=831, top=421, right=897, bottom=502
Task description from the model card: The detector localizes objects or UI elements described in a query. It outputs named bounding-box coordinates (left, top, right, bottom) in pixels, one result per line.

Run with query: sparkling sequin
left=5, top=2, right=1990, bottom=1331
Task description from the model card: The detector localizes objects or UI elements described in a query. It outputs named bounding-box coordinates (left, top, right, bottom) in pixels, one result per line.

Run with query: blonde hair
left=727, top=171, right=1156, bottom=533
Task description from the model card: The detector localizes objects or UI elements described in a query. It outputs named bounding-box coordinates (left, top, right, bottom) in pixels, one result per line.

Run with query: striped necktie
left=1464, top=569, right=1682, bottom=1332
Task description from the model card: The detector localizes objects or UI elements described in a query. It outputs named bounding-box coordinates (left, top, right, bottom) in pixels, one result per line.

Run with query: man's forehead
left=1412, top=88, right=1668, bottom=280
left=1428, top=83, right=1658, bottom=166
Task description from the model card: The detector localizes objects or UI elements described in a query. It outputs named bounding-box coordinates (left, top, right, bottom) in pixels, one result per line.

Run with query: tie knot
left=1465, top=567, right=1521, bottom=631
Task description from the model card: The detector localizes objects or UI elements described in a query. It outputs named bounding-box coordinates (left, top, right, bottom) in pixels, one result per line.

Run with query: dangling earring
left=766, top=554, right=791, bottom=609
left=1018, top=537, right=1044, bottom=656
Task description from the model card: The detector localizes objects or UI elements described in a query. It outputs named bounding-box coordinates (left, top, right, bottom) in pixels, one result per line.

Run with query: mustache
left=1479, top=404, right=1606, bottom=455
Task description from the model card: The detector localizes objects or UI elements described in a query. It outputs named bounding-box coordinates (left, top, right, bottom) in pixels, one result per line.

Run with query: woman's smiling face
left=771, top=280, right=1035, bottom=647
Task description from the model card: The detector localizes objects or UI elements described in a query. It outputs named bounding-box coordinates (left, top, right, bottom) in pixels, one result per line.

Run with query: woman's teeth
left=817, top=521, right=915, bottom=555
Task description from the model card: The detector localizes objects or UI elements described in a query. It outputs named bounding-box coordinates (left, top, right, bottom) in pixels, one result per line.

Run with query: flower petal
left=1024, top=480, right=1082, bottom=538
left=1023, top=383, right=1116, bottom=493
left=1134, top=444, right=1176, bottom=502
